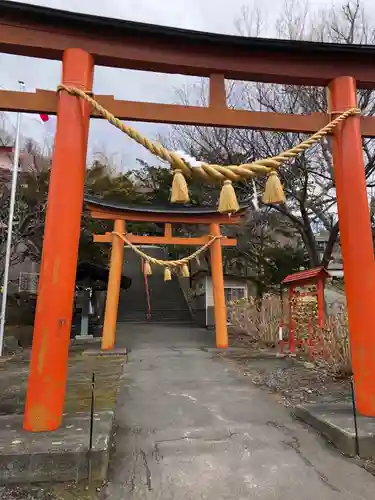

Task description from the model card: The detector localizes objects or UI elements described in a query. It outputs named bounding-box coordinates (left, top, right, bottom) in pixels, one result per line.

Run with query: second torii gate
left=85, top=196, right=245, bottom=350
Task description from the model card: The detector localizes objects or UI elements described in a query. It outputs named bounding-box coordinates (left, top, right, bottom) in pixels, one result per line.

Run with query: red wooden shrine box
left=281, top=266, right=330, bottom=353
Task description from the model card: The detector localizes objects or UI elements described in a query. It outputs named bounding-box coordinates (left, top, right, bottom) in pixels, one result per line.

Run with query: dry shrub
left=320, top=308, right=351, bottom=376
left=229, top=294, right=282, bottom=346
left=256, top=294, right=282, bottom=346
left=229, top=297, right=257, bottom=334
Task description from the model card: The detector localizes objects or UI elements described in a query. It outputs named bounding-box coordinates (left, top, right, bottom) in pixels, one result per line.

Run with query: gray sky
left=0, top=0, right=374, bottom=170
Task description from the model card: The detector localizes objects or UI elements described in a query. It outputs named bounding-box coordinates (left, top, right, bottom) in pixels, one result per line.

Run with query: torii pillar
left=24, top=49, right=94, bottom=431
left=210, top=223, right=228, bottom=349
left=101, top=219, right=125, bottom=350
left=329, top=76, right=375, bottom=416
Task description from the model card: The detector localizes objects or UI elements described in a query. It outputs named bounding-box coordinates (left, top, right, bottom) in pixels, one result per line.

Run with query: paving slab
left=102, top=323, right=375, bottom=500
left=295, top=403, right=375, bottom=458
left=0, top=411, right=113, bottom=484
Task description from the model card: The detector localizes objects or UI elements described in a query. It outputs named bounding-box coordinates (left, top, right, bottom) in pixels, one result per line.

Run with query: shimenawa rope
left=57, top=85, right=360, bottom=213
left=113, top=232, right=222, bottom=281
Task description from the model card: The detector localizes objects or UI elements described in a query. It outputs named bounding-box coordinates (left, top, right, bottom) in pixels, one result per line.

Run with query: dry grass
left=229, top=295, right=282, bottom=347
left=321, top=308, right=351, bottom=376
left=229, top=296, right=351, bottom=375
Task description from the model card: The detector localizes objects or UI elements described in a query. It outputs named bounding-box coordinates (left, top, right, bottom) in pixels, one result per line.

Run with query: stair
left=118, top=247, right=192, bottom=324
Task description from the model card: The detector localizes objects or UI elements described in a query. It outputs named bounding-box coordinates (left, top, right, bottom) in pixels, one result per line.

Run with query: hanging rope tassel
left=164, top=267, right=172, bottom=281
left=218, top=180, right=240, bottom=214
left=171, top=169, right=189, bottom=203
left=181, top=263, right=190, bottom=278
left=143, top=260, right=152, bottom=275
left=262, top=170, right=285, bottom=204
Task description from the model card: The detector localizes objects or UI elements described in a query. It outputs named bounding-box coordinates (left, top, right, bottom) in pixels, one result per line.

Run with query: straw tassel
left=262, top=170, right=285, bottom=204
left=143, top=260, right=152, bottom=275
left=181, top=263, right=190, bottom=278
left=164, top=267, right=172, bottom=281
left=171, top=169, right=189, bottom=203
left=218, top=180, right=240, bottom=214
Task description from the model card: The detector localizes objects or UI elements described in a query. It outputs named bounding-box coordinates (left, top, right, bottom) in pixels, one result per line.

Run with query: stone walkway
left=103, top=323, right=375, bottom=499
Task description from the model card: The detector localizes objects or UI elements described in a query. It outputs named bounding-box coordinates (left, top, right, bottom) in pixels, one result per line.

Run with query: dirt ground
left=223, top=330, right=352, bottom=408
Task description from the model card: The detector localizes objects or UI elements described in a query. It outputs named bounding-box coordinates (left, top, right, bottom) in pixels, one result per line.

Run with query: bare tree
left=164, top=0, right=375, bottom=270
left=0, top=119, right=54, bottom=280
left=0, top=168, right=49, bottom=282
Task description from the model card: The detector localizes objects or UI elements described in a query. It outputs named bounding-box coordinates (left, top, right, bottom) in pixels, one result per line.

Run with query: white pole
left=0, top=81, right=25, bottom=356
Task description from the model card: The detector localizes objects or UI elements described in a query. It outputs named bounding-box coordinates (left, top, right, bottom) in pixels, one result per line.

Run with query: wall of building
left=8, top=258, right=40, bottom=294
left=1, top=239, right=40, bottom=295
left=190, top=275, right=252, bottom=327
left=207, top=277, right=250, bottom=327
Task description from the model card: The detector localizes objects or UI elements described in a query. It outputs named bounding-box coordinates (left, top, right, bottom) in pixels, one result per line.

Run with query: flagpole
left=0, top=80, right=25, bottom=356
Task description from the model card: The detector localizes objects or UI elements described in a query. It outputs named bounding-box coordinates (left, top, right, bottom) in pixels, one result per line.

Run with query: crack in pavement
left=140, top=449, right=152, bottom=491
left=266, top=421, right=341, bottom=493
left=128, top=449, right=152, bottom=492
left=152, top=443, right=162, bottom=463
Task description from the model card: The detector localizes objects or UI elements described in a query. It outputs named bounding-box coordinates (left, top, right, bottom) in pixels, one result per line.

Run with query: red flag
left=39, top=113, right=49, bottom=123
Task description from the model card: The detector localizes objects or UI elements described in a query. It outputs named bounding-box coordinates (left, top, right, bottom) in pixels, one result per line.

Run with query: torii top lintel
left=2, top=0, right=375, bottom=88
left=85, top=196, right=248, bottom=225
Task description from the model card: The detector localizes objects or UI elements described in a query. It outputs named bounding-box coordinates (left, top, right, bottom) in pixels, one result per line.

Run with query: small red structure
left=281, top=267, right=330, bottom=354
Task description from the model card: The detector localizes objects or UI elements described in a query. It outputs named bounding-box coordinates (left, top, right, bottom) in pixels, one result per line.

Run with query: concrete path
left=104, top=324, right=375, bottom=499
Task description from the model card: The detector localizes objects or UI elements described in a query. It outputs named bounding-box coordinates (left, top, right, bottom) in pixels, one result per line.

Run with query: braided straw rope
left=57, top=85, right=360, bottom=183
left=113, top=232, right=221, bottom=267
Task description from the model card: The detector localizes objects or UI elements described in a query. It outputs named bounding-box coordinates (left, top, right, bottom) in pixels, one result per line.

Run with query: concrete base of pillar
left=74, top=334, right=95, bottom=342
left=295, top=403, right=375, bottom=458
left=0, top=411, right=114, bottom=484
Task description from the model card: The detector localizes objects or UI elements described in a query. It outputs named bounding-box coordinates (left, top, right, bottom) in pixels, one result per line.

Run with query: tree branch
left=321, top=221, right=340, bottom=267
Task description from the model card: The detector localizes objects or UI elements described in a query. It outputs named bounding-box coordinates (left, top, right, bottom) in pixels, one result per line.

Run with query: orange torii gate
left=85, top=197, right=243, bottom=351
left=1, top=1, right=375, bottom=431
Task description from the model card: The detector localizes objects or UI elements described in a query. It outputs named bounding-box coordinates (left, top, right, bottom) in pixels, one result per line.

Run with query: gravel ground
left=0, top=486, right=56, bottom=500
left=0, top=483, right=102, bottom=500
left=224, top=331, right=352, bottom=408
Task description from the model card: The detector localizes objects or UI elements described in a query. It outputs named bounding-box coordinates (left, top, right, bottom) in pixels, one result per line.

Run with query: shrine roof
left=281, top=266, right=330, bottom=285
left=2, top=0, right=375, bottom=63
left=84, top=195, right=249, bottom=217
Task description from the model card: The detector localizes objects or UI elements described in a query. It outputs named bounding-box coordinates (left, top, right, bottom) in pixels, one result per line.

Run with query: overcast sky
left=1, top=0, right=374, bottom=171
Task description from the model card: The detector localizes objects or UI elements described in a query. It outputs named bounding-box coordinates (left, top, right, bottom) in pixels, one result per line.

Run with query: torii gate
left=85, top=196, right=244, bottom=351
left=1, top=1, right=375, bottom=431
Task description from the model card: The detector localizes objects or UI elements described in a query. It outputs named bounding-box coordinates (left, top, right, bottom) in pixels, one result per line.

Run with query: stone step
left=120, top=314, right=192, bottom=321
